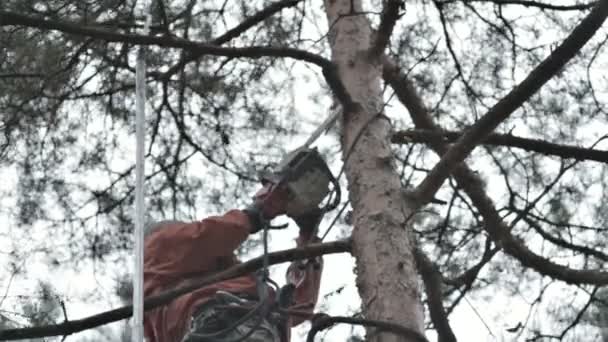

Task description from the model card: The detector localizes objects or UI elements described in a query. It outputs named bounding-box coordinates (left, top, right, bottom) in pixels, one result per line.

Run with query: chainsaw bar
left=301, top=111, right=340, bottom=150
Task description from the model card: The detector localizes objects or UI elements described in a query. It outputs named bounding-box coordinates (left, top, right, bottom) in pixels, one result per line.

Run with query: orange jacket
left=144, top=209, right=323, bottom=342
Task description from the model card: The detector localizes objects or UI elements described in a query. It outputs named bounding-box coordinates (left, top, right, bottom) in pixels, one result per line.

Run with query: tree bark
left=323, top=1, right=425, bottom=341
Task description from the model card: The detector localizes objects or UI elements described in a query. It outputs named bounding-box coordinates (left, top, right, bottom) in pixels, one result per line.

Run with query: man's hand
left=244, top=182, right=290, bottom=234
left=253, top=182, right=289, bottom=219
left=291, top=207, right=324, bottom=241
left=246, top=182, right=325, bottom=237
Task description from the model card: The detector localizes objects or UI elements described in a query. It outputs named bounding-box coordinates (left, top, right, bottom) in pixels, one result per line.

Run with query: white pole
left=134, top=4, right=151, bottom=341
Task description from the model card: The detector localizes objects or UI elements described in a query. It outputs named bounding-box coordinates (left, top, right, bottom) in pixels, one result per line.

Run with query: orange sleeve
left=286, top=235, right=324, bottom=327
left=144, top=209, right=252, bottom=280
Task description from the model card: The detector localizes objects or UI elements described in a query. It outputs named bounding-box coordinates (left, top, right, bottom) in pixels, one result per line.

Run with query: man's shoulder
left=144, top=220, right=186, bottom=239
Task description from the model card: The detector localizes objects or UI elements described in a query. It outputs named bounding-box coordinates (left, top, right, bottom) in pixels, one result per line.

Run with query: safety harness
left=181, top=116, right=341, bottom=341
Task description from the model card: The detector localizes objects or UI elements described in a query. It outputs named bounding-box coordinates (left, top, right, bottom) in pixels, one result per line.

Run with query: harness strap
left=184, top=291, right=283, bottom=342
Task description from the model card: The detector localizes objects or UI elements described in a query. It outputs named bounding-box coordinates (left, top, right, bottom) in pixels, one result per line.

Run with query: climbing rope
left=134, top=1, right=153, bottom=341
left=181, top=221, right=277, bottom=342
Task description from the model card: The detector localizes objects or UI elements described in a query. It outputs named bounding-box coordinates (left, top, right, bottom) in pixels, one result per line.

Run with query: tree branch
left=306, top=314, right=429, bottom=342
left=0, top=11, right=324, bottom=65
left=164, top=0, right=304, bottom=77
left=383, top=58, right=608, bottom=286
left=521, top=214, right=608, bottom=262
left=0, top=239, right=351, bottom=341
left=414, top=249, right=458, bottom=342
left=369, top=0, right=403, bottom=59
left=557, top=286, right=599, bottom=339
left=439, top=0, right=598, bottom=11
left=392, top=129, right=608, bottom=164
left=0, top=10, right=358, bottom=112
left=444, top=238, right=499, bottom=288
left=216, top=0, right=302, bottom=45
left=413, top=0, right=608, bottom=204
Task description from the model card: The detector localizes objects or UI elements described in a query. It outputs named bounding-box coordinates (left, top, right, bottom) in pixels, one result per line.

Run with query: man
left=143, top=182, right=325, bottom=342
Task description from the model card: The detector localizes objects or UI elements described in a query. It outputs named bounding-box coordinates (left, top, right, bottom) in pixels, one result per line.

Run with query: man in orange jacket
left=144, top=182, right=324, bottom=342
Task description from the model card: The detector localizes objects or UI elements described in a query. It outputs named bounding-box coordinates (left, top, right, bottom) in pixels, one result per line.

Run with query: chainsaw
left=259, top=112, right=341, bottom=300
left=259, top=111, right=341, bottom=220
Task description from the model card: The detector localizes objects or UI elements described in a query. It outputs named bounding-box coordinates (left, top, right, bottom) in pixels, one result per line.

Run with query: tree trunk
left=323, top=1, right=425, bottom=341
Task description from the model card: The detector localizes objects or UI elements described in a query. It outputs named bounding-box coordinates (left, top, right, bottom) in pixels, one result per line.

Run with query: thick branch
left=392, top=129, right=608, bottom=164
left=369, top=0, right=403, bottom=58
left=439, top=0, right=598, bottom=11
left=0, top=11, right=325, bottom=65
left=0, top=239, right=351, bottom=341
left=452, top=160, right=608, bottom=287
left=414, top=249, right=458, bottom=342
left=307, top=314, right=429, bottom=342
left=0, top=10, right=357, bottom=112
left=413, top=0, right=608, bottom=204
left=383, top=59, right=608, bottom=286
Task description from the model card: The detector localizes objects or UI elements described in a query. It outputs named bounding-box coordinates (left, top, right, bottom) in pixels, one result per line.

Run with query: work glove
left=243, top=182, right=289, bottom=234
left=290, top=207, right=324, bottom=242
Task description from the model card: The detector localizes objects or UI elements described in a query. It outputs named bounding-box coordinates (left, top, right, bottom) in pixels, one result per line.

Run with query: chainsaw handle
left=321, top=168, right=341, bottom=213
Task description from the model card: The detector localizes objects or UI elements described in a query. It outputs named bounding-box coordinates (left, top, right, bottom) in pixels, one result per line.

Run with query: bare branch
left=164, top=0, right=304, bottom=77
left=439, top=0, right=598, bottom=11
left=213, top=0, right=302, bottom=45
left=306, top=314, right=429, bottom=342
left=0, top=239, right=351, bottom=341
left=392, top=129, right=608, bottom=164
left=557, top=286, right=600, bottom=339
left=369, top=0, right=403, bottom=59
left=434, top=0, right=482, bottom=102
left=528, top=286, right=600, bottom=340
left=0, top=11, right=326, bottom=65
left=445, top=238, right=499, bottom=287
left=452, top=164, right=608, bottom=285
left=413, top=0, right=608, bottom=204
left=383, top=59, right=608, bottom=286
left=522, top=215, right=608, bottom=262
left=414, top=249, right=458, bottom=342
left=0, top=10, right=357, bottom=112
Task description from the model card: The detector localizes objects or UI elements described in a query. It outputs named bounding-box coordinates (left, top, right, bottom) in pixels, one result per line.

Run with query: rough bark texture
left=323, top=1, right=425, bottom=341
